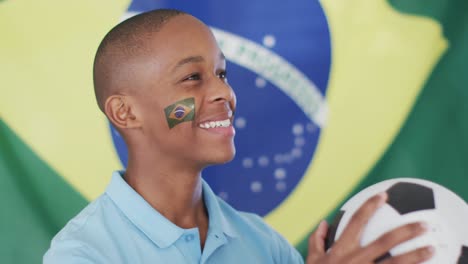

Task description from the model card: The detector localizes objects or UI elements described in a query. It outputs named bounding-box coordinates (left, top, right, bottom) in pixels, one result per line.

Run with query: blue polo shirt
left=44, top=171, right=304, bottom=263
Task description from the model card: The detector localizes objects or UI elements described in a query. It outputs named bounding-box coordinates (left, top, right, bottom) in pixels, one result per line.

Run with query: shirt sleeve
left=247, top=213, right=304, bottom=264
left=270, top=227, right=305, bottom=264
left=43, top=241, right=103, bottom=264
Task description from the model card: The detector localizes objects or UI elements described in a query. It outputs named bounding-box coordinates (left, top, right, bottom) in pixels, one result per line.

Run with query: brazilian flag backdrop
left=1, top=0, right=467, bottom=263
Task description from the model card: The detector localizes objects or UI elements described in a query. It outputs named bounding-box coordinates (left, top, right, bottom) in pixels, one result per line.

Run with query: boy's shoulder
left=44, top=194, right=125, bottom=263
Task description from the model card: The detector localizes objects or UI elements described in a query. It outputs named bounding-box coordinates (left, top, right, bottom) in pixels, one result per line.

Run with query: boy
left=44, top=9, right=432, bottom=263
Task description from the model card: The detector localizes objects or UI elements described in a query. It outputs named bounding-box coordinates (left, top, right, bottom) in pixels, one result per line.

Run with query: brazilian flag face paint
left=164, top=97, right=195, bottom=129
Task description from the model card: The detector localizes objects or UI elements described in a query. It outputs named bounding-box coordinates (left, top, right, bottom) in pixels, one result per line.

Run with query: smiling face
left=123, top=14, right=237, bottom=169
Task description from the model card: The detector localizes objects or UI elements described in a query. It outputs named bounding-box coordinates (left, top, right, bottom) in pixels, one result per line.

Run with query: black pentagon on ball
left=386, top=182, right=435, bottom=215
left=459, top=246, right=468, bottom=264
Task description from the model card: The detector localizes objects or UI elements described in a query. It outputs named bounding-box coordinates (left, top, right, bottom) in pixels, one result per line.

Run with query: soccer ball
left=325, top=178, right=468, bottom=263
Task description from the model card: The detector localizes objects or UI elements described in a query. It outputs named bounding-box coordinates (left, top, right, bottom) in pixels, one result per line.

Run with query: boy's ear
left=104, top=95, right=141, bottom=129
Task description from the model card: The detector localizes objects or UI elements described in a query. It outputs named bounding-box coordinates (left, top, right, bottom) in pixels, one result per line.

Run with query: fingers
left=307, top=220, right=329, bottom=261
left=337, top=192, right=387, bottom=247
left=358, top=222, right=428, bottom=261
left=379, top=246, right=434, bottom=264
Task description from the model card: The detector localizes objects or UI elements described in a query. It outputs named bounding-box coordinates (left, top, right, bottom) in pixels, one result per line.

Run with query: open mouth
left=197, top=110, right=235, bottom=137
left=198, top=110, right=234, bottom=129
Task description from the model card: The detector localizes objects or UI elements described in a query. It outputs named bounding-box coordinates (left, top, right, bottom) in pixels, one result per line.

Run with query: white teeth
left=199, top=119, right=231, bottom=129
left=222, top=119, right=231, bottom=127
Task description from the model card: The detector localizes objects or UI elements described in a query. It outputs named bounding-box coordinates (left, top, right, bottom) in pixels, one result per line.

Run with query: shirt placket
left=200, top=230, right=228, bottom=264
left=175, top=229, right=202, bottom=263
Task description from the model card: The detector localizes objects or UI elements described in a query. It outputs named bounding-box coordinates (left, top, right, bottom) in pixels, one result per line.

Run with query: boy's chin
left=203, top=150, right=236, bottom=167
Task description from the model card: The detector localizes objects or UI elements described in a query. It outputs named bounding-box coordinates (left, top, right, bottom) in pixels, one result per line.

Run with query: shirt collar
left=105, top=171, right=238, bottom=249
left=201, top=180, right=239, bottom=238
left=105, top=171, right=184, bottom=248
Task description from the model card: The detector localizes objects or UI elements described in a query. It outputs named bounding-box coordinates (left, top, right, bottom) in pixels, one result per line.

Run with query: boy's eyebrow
left=173, top=56, right=204, bottom=72
left=172, top=53, right=226, bottom=72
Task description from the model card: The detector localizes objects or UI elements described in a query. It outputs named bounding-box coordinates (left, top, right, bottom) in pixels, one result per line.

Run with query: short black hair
left=93, top=9, right=187, bottom=112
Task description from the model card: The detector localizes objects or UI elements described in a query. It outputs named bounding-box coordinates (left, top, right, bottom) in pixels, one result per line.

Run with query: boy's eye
left=185, top=73, right=201, bottom=81
left=218, top=70, right=227, bottom=80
